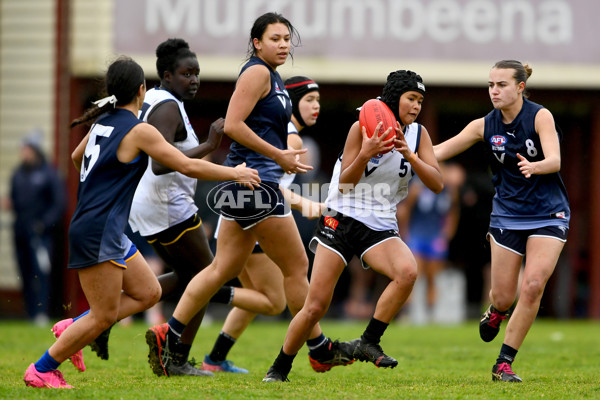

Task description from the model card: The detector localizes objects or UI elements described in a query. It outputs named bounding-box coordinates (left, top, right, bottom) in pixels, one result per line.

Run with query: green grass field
left=1, top=318, right=599, bottom=399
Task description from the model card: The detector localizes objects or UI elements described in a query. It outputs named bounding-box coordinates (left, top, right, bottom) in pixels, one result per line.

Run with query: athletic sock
left=167, top=316, right=186, bottom=337
left=361, top=317, right=389, bottom=344
left=209, top=331, right=237, bottom=363
left=211, top=286, right=234, bottom=304
left=34, top=350, right=60, bottom=372
left=496, top=343, right=518, bottom=365
left=306, top=333, right=328, bottom=357
left=272, top=347, right=296, bottom=376
left=176, top=342, right=191, bottom=364
left=166, top=317, right=189, bottom=366
left=73, top=310, right=89, bottom=322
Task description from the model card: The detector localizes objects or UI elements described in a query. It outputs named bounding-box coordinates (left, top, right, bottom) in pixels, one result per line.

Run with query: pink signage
left=114, top=0, right=598, bottom=64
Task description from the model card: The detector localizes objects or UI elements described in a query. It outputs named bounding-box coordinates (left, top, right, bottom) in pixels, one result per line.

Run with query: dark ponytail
left=71, top=56, right=145, bottom=127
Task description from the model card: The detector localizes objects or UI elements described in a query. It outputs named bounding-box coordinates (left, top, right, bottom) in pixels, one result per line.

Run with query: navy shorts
left=69, top=233, right=137, bottom=270
left=487, top=225, right=568, bottom=256
left=110, top=240, right=138, bottom=269
left=309, top=209, right=400, bottom=269
left=219, top=181, right=290, bottom=230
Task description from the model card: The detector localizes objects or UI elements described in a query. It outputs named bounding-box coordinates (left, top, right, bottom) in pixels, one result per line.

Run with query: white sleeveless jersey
left=129, top=88, right=199, bottom=236
left=279, top=121, right=298, bottom=189
left=325, top=123, right=422, bottom=231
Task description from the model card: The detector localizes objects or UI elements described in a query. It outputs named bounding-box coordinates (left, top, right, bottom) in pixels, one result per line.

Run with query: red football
left=359, top=99, right=397, bottom=146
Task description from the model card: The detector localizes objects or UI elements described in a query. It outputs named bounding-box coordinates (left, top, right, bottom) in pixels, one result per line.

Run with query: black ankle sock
left=166, top=327, right=180, bottom=350
left=496, top=343, right=518, bottom=365
left=165, top=330, right=191, bottom=366
left=209, top=331, right=236, bottom=363
left=211, top=286, right=234, bottom=304
left=167, top=316, right=186, bottom=336
left=272, top=347, right=296, bottom=376
left=307, top=334, right=329, bottom=358
left=362, top=317, right=388, bottom=344
left=176, top=342, right=191, bottom=364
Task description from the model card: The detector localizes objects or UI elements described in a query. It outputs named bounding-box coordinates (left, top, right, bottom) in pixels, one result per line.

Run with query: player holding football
left=434, top=60, right=570, bottom=382
left=263, top=70, right=443, bottom=382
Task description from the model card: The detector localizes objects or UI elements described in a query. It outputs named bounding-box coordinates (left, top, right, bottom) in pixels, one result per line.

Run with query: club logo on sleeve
left=324, top=216, right=339, bottom=230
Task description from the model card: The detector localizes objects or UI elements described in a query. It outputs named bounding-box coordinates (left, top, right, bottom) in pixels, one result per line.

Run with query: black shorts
left=487, top=225, right=568, bottom=256
left=218, top=181, right=291, bottom=229
left=146, top=213, right=202, bottom=246
left=309, top=209, right=400, bottom=269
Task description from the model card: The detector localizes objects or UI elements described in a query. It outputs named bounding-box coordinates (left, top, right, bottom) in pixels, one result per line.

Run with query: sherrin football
left=359, top=99, right=397, bottom=147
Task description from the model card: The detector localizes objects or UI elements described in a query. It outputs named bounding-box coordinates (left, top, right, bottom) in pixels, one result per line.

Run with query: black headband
left=285, top=77, right=319, bottom=127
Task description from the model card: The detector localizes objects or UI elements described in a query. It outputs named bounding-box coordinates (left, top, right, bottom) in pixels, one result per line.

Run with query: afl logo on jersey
left=490, top=135, right=507, bottom=146
left=490, top=135, right=506, bottom=151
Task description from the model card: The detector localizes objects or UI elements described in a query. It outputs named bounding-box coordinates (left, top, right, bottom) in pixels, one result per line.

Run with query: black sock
left=496, top=343, right=518, bottom=365
left=175, top=342, right=191, bottom=365
left=166, top=317, right=189, bottom=366
left=211, top=286, right=234, bottom=304
left=307, top=334, right=329, bottom=358
left=272, top=347, right=296, bottom=376
left=209, top=331, right=237, bottom=363
left=361, top=317, right=389, bottom=344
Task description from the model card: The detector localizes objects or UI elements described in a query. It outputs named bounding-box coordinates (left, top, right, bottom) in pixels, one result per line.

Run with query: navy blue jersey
left=224, top=56, right=292, bottom=183
left=483, top=98, right=569, bottom=229
left=68, top=108, right=146, bottom=268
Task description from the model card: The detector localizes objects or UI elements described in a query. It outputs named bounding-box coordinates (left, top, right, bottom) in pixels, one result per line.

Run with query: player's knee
left=521, top=277, right=545, bottom=302
left=304, top=300, right=328, bottom=322
left=393, top=262, right=417, bottom=286
left=264, top=295, right=286, bottom=316
left=146, top=284, right=162, bottom=308
left=263, top=303, right=286, bottom=316
left=92, top=311, right=119, bottom=332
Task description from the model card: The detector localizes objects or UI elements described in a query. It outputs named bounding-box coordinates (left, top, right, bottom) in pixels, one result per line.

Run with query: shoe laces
left=488, top=312, right=507, bottom=328
left=274, top=371, right=289, bottom=382
left=329, top=339, right=342, bottom=351
left=161, top=336, right=176, bottom=368
left=51, top=370, right=68, bottom=386
left=496, top=362, right=516, bottom=375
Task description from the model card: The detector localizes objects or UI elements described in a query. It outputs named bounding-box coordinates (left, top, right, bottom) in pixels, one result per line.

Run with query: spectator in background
left=5, top=130, right=66, bottom=326
left=398, top=162, right=464, bottom=323
left=449, top=169, right=494, bottom=319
